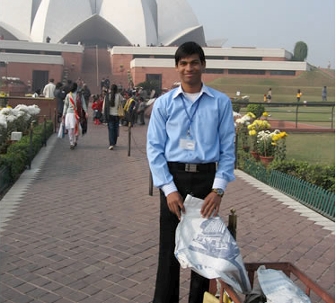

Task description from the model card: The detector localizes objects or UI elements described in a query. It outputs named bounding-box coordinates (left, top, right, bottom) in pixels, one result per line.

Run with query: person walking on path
left=42, top=78, right=56, bottom=98
left=54, top=82, right=66, bottom=123
left=82, top=83, right=91, bottom=107
left=123, top=92, right=136, bottom=127
left=322, top=86, right=327, bottom=101
left=102, top=84, right=123, bottom=150
left=137, top=96, right=146, bottom=125
left=147, top=41, right=236, bottom=303
left=296, top=89, right=302, bottom=102
left=267, top=88, right=272, bottom=102
left=62, top=82, right=88, bottom=149
left=92, top=94, right=103, bottom=125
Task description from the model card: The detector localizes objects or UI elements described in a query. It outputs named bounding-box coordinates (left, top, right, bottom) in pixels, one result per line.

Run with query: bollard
left=209, top=209, right=237, bottom=302
left=149, top=170, right=153, bottom=196
left=43, top=115, right=47, bottom=147
left=228, top=208, right=237, bottom=240
left=54, top=108, right=57, bottom=133
left=223, top=209, right=237, bottom=303
left=28, top=121, right=34, bottom=169
left=234, top=133, right=238, bottom=169
left=128, top=122, right=131, bottom=156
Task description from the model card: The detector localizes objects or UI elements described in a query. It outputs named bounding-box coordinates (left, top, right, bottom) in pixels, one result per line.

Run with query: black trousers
left=153, top=163, right=215, bottom=303
left=107, top=115, right=119, bottom=146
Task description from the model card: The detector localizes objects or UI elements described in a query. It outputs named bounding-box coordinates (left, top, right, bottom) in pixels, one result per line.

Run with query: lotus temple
left=0, top=0, right=311, bottom=95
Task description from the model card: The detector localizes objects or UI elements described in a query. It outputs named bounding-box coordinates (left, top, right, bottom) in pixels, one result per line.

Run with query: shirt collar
left=172, top=83, right=214, bottom=100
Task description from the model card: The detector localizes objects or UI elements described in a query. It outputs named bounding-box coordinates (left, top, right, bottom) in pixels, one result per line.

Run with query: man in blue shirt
left=147, top=41, right=236, bottom=303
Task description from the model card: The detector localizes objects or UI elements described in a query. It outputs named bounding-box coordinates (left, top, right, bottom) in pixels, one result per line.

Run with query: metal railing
left=233, top=101, right=335, bottom=130
left=243, top=159, right=335, bottom=221
left=269, top=170, right=335, bottom=220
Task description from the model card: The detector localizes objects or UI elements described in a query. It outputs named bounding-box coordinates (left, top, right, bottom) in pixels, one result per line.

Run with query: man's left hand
left=201, top=192, right=222, bottom=218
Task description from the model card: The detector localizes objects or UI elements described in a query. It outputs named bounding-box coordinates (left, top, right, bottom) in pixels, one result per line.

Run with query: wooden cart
left=209, top=262, right=334, bottom=303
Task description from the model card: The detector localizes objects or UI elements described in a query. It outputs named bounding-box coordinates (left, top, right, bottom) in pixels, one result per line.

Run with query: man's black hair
left=175, top=41, right=205, bottom=66
left=70, top=82, right=78, bottom=93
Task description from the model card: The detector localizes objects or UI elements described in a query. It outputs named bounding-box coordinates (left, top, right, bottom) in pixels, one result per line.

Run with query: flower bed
left=0, top=104, right=54, bottom=195
left=0, top=104, right=40, bottom=153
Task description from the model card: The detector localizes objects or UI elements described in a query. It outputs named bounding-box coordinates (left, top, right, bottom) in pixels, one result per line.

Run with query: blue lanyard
left=180, top=93, right=203, bottom=137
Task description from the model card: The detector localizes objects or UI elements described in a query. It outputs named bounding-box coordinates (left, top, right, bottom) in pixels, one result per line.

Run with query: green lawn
left=283, top=133, right=334, bottom=165
left=208, top=69, right=335, bottom=165
left=207, top=69, right=335, bottom=103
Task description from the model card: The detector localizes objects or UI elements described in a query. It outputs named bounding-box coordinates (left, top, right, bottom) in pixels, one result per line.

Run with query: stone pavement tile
left=0, top=117, right=334, bottom=303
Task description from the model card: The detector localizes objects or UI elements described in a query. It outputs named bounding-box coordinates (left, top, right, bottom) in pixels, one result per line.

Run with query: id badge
left=179, top=138, right=196, bottom=150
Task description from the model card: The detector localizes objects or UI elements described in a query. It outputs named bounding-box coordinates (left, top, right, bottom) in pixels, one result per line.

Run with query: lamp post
left=96, top=45, right=99, bottom=90
left=5, top=61, right=8, bottom=95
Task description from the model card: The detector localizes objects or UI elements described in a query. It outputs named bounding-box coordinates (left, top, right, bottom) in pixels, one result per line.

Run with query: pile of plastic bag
left=175, top=194, right=251, bottom=294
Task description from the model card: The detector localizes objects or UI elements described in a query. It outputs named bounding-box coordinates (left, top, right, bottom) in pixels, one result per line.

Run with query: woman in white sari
left=62, top=82, right=88, bottom=149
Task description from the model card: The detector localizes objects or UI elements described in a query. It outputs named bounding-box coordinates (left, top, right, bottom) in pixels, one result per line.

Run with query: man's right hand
left=166, top=191, right=185, bottom=220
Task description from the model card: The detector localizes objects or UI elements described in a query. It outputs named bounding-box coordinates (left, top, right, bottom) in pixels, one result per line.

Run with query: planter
left=250, top=151, right=260, bottom=161
left=259, top=155, right=274, bottom=166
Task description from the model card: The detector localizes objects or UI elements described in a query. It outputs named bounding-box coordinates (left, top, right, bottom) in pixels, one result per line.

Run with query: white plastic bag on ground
left=175, top=194, right=251, bottom=294
left=257, top=265, right=311, bottom=303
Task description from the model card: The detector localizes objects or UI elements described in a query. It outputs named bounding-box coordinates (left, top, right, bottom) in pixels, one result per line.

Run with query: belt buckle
left=185, top=163, right=198, bottom=172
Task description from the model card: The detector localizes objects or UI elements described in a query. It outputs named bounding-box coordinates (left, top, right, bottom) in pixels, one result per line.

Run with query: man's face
left=176, top=54, right=205, bottom=88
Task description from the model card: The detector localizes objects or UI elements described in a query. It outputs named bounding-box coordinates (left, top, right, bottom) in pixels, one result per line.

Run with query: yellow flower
left=246, top=112, right=256, bottom=119
left=249, top=130, right=257, bottom=136
left=279, top=131, right=288, bottom=138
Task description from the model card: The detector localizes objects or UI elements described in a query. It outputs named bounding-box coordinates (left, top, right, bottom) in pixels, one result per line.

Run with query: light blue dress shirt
left=147, top=84, right=236, bottom=196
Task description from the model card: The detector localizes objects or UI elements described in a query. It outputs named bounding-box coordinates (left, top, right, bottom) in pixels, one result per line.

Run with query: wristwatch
left=211, top=188, right=224, bottom=197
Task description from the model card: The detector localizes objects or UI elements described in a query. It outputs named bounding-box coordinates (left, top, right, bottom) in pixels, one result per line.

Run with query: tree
left=293, top=41, right=308, bottom=61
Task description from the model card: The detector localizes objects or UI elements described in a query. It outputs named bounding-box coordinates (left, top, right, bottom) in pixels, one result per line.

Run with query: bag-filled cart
left=205, top=210, right=334, bottom=303
left=206, top=262, right=334, bottom=303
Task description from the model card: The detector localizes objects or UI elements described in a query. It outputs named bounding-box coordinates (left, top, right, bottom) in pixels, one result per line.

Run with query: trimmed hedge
left=0, top=121, right=54, bottom=186
left=237, top=150, right=335, bottom=192
left=269, top=159, right=335, bottom=192
left=246, top=103, right=265, bottom=118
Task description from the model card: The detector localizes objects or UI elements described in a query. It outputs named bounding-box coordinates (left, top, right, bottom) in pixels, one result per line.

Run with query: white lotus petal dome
left=0, top=0, right=206, bottom=46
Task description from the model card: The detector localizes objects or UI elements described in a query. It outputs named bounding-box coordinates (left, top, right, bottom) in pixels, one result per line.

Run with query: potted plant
left=256, top=129, right=288, bottom=165
left=247, top=119, right=271, bottom=157
left=235, top=112, right=255, bottom=152
left=246, top=103, right=265, bottom=119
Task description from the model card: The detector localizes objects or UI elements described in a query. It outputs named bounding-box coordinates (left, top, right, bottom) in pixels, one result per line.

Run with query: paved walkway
left=0, top=115, right=334, bottom=303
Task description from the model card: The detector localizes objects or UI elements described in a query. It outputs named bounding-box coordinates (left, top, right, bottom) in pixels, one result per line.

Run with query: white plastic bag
left=175, top=194, right=251, bottom=294
left=257, top=265, right=311, bottom=303
left=57, top=123, right=65, bottom=138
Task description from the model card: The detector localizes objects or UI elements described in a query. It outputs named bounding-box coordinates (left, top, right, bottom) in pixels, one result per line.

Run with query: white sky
left=187, top=0, right=335, bottom=69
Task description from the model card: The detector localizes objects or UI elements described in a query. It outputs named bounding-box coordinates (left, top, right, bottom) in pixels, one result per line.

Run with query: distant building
left=0, top=41, right=311, bottom=95
left=111, top=46, right=311, bottom=91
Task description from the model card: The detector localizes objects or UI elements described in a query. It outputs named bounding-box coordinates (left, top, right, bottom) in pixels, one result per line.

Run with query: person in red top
left=91, top=94, right=103, bottom=124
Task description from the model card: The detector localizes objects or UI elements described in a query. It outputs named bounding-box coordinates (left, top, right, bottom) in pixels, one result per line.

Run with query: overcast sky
left=187, top=0, right=335, bottom=69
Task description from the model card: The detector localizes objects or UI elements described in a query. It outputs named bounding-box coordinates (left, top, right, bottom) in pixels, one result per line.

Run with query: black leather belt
left=168, top=162, right=216, bottom=173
